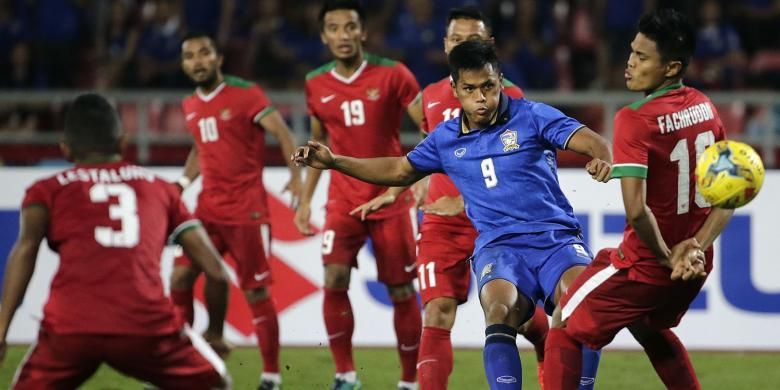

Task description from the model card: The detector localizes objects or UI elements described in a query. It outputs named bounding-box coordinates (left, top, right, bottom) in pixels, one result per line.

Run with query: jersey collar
left=329, top=60, right=368, bottom=84
left=196, top=82, right=226, bottom=102
left=458, top=92, right=511, bottom=137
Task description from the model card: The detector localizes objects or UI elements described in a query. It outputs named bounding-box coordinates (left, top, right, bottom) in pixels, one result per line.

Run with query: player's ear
left=498, top=72, right=504, bottom=89
left=118, top=133, right=128, bottom=153
left=664, top=60, right=683, bottom=79
left=450, top=78, right=458, bottom=97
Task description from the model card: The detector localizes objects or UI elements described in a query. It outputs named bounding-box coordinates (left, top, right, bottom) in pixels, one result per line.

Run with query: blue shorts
left=471, top=229, right=593, bottom=320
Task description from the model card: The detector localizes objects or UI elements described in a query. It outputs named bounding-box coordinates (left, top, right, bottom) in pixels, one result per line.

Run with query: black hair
left=64, top=93, right=122, bottom=158
left=447, top=6, right=485, bottom=25
left=637, top=9, right=695, bottom=76
left=181, top=32, right=220, bottom=55
left=318, top=0, right=366, bottom=31
left=448, top=40, right=500, bottom=83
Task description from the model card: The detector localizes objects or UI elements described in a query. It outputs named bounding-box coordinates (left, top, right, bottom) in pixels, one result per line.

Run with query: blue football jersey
left=407, top=94, right=584, bottom=253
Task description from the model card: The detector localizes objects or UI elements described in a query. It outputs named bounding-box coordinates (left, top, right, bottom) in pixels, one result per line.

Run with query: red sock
left=323, top=288, right=354, bottom=373
left=417, top=326, right=452, bottom=390
left=171, top=289, right=194, bottom=325
left=249, top=297, right=280, bottom=373
left=543, top=328, right=582, bottom=390
left=522, top=306, right=550, bottom=362
left=639, top=329, right=700, bottom=390
left=393, top=295, right=422, bottom=382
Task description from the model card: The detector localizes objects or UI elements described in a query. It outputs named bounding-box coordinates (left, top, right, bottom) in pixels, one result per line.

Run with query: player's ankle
left=336, top=371, right=357, bottom=383
left=261, top=372, right=281, bottom=383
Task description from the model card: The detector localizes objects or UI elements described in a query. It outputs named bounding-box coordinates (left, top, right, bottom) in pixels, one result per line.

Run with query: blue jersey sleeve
left=532, top=102, right=585, bottom=150
left=406, top=130, right=443, bottom=174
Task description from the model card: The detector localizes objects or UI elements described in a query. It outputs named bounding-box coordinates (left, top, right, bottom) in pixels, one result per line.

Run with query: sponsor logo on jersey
left=220, top=108, right=232, bottom=120
left=480, top=263, right=494, bottom=281
left=427, top=101, right=441, bottom=109
left=500, top=129, right=520, bottom=152
left=185, top=112, right=198, bottom=121
left=573, top=244, right=590, bottom=258
left=366, top=88, right=381, bottom=101
left=454, top=148, right=467, bottom=158
left=404, top=264, right=416, bottom=273
left=320, top=94, right=336, bottom=103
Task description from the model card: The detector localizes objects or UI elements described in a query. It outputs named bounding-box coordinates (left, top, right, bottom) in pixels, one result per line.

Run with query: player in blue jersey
left=293, top=40, right=612, bottom=389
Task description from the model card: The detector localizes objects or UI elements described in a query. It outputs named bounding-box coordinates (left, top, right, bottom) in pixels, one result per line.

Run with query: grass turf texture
left=2, top=346, right=778, bottom=389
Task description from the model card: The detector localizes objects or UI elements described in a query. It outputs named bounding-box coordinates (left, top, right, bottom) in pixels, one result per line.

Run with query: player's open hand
left=585, top=158, right=612, bottom=182
left=292, top=141, right=335, bottom=170
left=294, top=202, right=315, bottom=236
left=350, top=191, right=397, bottom=221
left=421, top=195, right=465, bottom=216
left=669, top=238, right=707, bottom=281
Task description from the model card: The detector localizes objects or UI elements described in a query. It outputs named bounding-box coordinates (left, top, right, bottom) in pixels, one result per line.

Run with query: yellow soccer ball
left=696, top=140, right=765, bottom=209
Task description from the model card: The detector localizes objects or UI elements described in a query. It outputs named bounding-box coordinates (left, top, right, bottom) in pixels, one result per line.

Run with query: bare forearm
left=629, top=205, right=671, bottom=260
left=300, top=167, right=322, bottom=205
left=178, top=227, right=227, bottom=283
left=276, top=130, right=302, bottom=181
left=332, top=155, right=422, bottom=187
left=182, top=147, right=200, bottom=181
left=695, top=208, right=735, bottom=250
left=0, top=241, right=39, bottom=339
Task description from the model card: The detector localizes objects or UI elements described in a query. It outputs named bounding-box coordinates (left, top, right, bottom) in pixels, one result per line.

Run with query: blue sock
left=578, top=346, right=601, bottom=390
left=483, top=324, right=522, bottom=389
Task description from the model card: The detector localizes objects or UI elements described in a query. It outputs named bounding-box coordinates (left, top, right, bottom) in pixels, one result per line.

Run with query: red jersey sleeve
left=22, top=180, right=52, bottom=210
left=503, top=79, right=524, bottom=99
left=247, top=84, right=274, bottom=124
left=165, top=182, right=200, bottom=244
left=393, top=63, right=421, bottom=108
left=612, top=108, right=651, bottom=178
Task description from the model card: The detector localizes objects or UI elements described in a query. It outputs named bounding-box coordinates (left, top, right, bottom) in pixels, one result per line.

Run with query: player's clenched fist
left=293, top=141, right=335, bottom=170
left=585, top=158, right=612, bottom=182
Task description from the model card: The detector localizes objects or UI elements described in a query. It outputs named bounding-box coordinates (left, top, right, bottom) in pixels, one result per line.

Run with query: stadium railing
left=0, top=90, right=778, bottom=167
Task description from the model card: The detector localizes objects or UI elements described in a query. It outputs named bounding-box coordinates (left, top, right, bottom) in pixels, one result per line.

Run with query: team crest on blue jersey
left=500, top=129, right=520, bottom=152
left=480, top=263, right=494, bottom=281
left=366, top=88, right=381, bottom=101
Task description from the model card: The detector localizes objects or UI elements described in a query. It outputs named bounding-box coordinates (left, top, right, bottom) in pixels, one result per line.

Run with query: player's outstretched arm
left=293, top=140, right=426, bottom=187
left=0, top=205, right=47, bottom=362
left=177, top=226, right=229, bottom=285
left=566, top=127, right=613, bottom=182
left=620, top=177, right=672, bottom=263
left=261, top=110, right=303, bottom=207
left=350, top=186, right=407, bottom=221
left=176, top=145, right=201, bottom=193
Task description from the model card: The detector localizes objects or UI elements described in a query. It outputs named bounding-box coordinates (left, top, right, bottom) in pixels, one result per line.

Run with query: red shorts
left=13, top=327, right=227, bottom=390
left=416, top=226, right=476, bottom=305
left=322, top=208, right=416, bottom=286
left=560, top=248, right=706, bottom=350
left=175, top=220, right=271, bottom=290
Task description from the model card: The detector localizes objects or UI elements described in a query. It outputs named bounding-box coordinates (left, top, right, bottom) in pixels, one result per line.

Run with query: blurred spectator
left=689, top=0, right=746, bottom=89
left=594, top=0, right=656, bottom=89
left=499, top=0, right=559, bottom=90
left=247, top=0, right=291, bottom=88
left=31, top=0, right=90, bottom=88
left=387, top=0, right=445, bottom=87
left=95, top=0, right=140, bottom=89
left=136, top=0, right=186, bottom=87
left=566, top=0, right=599, bottom=89
left=0, top=1, right=32, bottom=88
left=729, top=0, right=780, bottom=54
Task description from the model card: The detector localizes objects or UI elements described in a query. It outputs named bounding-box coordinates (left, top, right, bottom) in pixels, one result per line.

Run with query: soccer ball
left=695, top=140, right=765, bottom=209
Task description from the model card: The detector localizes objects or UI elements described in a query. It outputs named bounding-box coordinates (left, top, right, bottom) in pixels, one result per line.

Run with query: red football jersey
left=22, top=161, right=197, bottom=335
left=611, top=83, right=726, bottom=285
left=306, top=54, right=420, bottom=219
left=182, top=75, right=274, bottom=225
left=419, top=77, right=524, bottom=232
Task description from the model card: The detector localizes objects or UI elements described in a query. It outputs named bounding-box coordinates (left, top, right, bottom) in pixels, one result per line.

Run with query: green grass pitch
left=2, top=346, right=778, bottom=389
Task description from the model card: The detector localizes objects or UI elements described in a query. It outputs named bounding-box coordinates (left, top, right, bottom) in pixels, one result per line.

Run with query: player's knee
left=324, top=265, right=351, bottom=289
left=484, top=301, right=514, bottom=326
left=244, top=287, right=269, bottom=303
left=424, top=298, right=457, bottom=329
left=387, top=282, right=415, bottom=301
left=171, top=265, right=200, bottom=290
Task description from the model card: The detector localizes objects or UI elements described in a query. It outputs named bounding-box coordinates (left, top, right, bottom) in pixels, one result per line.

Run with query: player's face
left=452, top=64, right=502, bottom=128
left=181, top=37, right=223, bottom=87
left=444, top=18, right=492, bottom=55
left=625, top=33, right=681, bottom=93
left=320, top=9, right=366, bottom=61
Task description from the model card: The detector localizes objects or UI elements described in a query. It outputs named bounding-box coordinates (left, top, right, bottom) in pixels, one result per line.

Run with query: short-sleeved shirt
left=22, top=161, right=198, bottom=335
left=419, top=77, right=524, bottom=233
left=611, top=83, right=726, bottom=285
left=182, top=75, right=275, bottom=225
left=407, top=94, right=584, bottom=254
left=306, top=54, right=420, bottom=219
